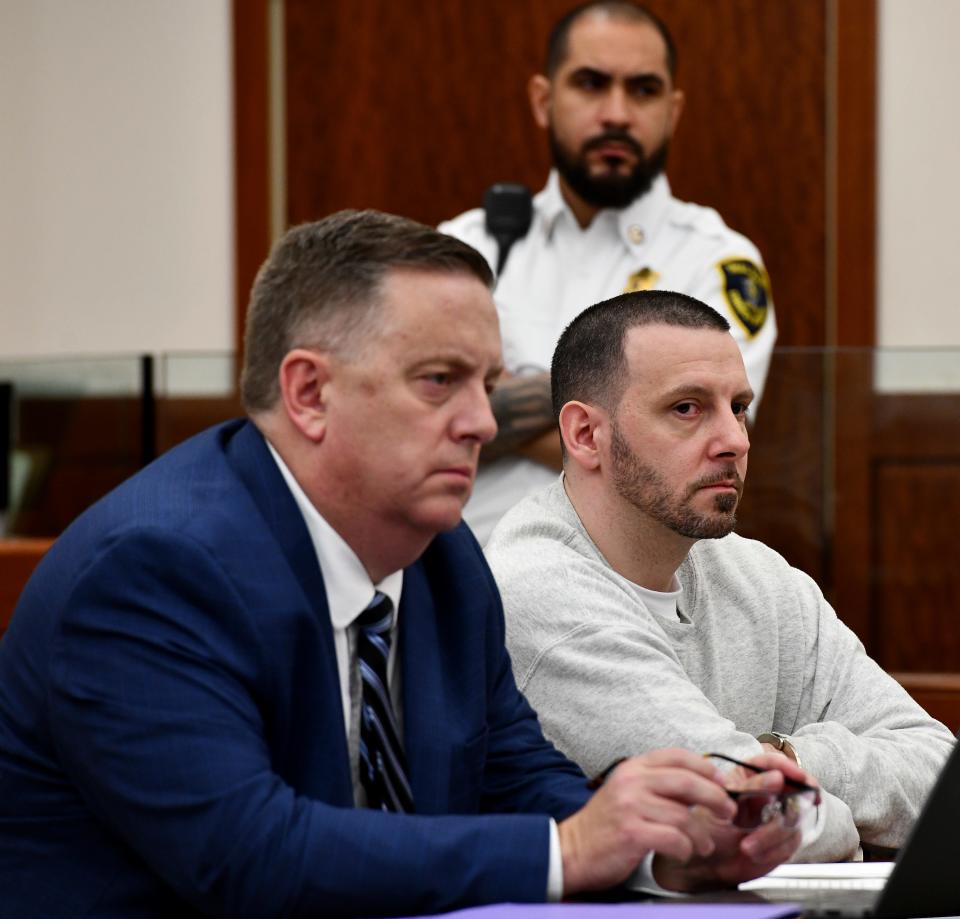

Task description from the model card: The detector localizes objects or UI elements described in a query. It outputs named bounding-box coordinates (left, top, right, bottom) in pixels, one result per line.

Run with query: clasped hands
left=558, top=747, right=818, bottom=898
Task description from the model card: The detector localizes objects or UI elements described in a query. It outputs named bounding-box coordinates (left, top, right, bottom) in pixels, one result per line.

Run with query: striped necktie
left=356, top=592, right=414, bottom=812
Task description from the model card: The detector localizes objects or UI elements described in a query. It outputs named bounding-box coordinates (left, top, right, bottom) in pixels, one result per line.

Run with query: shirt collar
left=536, top=169, right=673, bottom=249
left=265, top=441, right=403, bottom=630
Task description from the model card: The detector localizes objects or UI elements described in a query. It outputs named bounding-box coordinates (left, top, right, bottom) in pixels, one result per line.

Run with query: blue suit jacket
left=0, top=420, right=590, bottom=917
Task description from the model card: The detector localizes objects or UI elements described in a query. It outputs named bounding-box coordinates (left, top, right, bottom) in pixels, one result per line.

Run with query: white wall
left=878, top=0, right=960, bottom=347
left=0, top=0, right=234, bottom=361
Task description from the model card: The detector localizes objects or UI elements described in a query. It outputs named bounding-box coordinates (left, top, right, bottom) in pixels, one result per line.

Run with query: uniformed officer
left=440, top=0, right=776, bottom=544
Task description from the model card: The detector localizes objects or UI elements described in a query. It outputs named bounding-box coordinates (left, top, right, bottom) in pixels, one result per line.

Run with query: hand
left=653, top=751, right=820, bottom=892
left=745, top=750, right=819, bottom=794
left=558, top=748, right=736, bottom=897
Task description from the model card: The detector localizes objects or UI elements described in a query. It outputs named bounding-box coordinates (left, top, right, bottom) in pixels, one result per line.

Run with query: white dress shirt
left=265, top=442, right=568, bottom=896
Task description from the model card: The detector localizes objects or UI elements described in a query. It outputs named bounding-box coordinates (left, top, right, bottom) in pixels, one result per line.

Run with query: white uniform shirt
left=440, top=170, right=777, bottom=544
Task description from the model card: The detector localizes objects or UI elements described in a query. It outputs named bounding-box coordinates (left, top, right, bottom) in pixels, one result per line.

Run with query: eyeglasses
left=706, top=752, right=821, bottom=831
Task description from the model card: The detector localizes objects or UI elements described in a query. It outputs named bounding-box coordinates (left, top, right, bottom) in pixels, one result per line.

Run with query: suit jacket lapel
left=222, top=420, right=352, bottom=803
left=399, top=562, right=451, bottom=814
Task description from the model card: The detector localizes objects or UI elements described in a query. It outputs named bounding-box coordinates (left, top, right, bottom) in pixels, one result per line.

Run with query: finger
left=737, top=768, right=785, bottom=793
left=636, top=767, right=737, bottom=820
left=745, top=752, right=818, bottom=789
left=741, top=821, right=802, bottom=863
left=633, top=822, right=696, bottom=864
left=606, top=758, right=734, bottom=816
left=624, top=795, right=719, bottom=855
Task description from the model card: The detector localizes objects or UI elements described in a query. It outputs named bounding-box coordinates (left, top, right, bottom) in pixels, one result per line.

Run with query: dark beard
left=550, top=127, right=669, bottom=210
left=610, top=421, right=740, bottom=540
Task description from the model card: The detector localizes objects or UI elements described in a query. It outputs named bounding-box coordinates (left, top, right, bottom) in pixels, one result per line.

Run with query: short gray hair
left=240, top=209, right=493, bottom=412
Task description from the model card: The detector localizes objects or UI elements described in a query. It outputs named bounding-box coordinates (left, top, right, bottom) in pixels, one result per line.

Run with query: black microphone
left=483, top=183, right=532, bottom=279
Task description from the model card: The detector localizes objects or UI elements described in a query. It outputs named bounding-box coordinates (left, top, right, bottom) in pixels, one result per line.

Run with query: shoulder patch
left=623, top=267, right=660, bottom=293
left=717, top=258, right=771, bottom=337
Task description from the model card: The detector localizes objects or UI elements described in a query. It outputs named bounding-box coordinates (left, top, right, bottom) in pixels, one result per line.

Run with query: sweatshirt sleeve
left=783, top=564, right=954, bottom=850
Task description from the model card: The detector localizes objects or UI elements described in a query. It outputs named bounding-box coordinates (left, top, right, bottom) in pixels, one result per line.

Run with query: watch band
left=757, top=731, right=803, bottom=770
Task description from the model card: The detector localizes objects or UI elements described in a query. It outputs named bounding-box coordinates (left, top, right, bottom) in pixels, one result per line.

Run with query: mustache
left=582, top=130, right=644, bottom=158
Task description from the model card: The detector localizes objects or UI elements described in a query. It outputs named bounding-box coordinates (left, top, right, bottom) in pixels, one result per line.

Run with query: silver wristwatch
left=757, top=731, right=803, bottom=770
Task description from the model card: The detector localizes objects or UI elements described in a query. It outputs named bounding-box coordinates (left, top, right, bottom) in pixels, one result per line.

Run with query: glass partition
left=2, top=347, right=959, bottom=672
left=0, top=353, right=235, bottom=539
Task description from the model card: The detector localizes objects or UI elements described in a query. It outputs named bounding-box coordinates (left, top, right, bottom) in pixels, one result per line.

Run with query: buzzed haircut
left=545, top=0, right=677, bottom=78
left=240, top=209, right=493, bottom=413
left=551, top=290, right=729, bottom=417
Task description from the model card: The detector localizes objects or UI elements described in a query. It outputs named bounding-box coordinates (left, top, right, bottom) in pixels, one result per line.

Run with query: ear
left=278, top=348, right=332, bottom=443
left=558, top=400, right=606, bottom=472
left=668, top=87, right=685, bottom=135
left=528, top=74, right=552, bottom=130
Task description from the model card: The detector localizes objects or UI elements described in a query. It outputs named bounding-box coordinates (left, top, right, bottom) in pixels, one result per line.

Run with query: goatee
left=550, top=127, right=670, bottom=210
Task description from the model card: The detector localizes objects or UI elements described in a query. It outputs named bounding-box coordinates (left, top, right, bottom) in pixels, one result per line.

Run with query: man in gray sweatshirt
left=486, top=289, right=954, bottom=862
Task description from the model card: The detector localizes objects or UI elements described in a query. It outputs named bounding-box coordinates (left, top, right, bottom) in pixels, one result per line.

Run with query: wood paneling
left=661, top=0, right=828, bottom=348
left=13, top=397, right=143, bottom=537
left=736, top=351, right=828, bottom=585
left=232, top=0, right=272, bottom=367
left=894, top=673, right=960, bottom=734
left=10, top=396, right=244, bottom=539
left=282, top=0, right=829, bottom=347
left=875, top=462, right=960, bottom=671
left=835, top=0, right=877, bottom=347
left=831, top=387, right=960, bottom=671
left=155, top=396, right=245, bottom=455
left=831, top=350, right=875, bottom=642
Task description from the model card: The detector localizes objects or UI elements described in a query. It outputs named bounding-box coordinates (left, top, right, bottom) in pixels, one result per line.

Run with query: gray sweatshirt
left=486, top=480, right=954, bottom=861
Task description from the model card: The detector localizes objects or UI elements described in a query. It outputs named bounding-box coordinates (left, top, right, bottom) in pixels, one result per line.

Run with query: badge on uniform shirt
left=718, top=258, right=771, bottom=337
left=623, top=267, right=660, bottom=293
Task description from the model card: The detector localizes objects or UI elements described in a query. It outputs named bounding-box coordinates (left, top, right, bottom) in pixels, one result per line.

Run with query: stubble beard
left=609, top=422, right=741, bottom=540
left=550, top=126, right=670, bottom=210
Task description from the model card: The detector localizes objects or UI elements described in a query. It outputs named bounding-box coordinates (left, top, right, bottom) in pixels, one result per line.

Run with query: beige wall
left=878, top=0, right=960, bottom=348
left=0, top=0, right=234, bottom=361
left=1, top=1, right=957, bottom=364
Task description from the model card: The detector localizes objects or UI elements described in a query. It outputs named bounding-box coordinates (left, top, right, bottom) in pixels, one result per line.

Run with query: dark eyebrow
left=625, top=73, right=666, bottom=93
left=568, top=66, right=612, bottom=85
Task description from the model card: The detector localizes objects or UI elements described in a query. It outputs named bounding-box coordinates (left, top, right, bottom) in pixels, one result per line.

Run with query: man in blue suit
left=0, top=210, right=805, bottom=916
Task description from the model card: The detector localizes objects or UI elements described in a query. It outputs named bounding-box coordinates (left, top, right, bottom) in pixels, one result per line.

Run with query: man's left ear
left=278, top=348, right=331, bottom=443
left=528, top=73, right=552, bottom=130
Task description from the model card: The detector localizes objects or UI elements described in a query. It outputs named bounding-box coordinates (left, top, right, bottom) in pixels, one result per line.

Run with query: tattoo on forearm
left=482, top=373, right=555, bottom=462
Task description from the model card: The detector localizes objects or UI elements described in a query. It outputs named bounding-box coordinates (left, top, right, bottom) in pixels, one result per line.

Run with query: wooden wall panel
left=233, top=0, right=272, bottom=363
left=736, top=351, right=827, bottom=585
left=283, top=0, right=828, bottom=347
left=831, top=349, right=875, bottom=643
left=875, top=463, right=960, bottom=671
left=893, top=673, right=960, bottom=734
left=661, top=0, right=828, bottom=348
left=12, top=398, right=143, bottom=537
left=835, top=0, right=877, bottom=347
left=868, top=393, right=960, bottom=671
